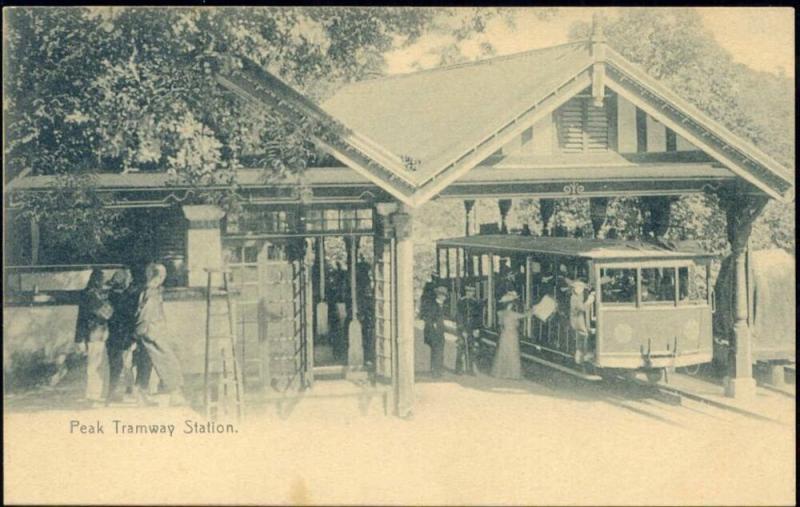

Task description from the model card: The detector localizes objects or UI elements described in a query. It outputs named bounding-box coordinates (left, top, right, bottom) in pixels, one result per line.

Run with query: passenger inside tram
left=641, top=268, right=676, bottom=303
left=600, top=269, right=636, bottom=303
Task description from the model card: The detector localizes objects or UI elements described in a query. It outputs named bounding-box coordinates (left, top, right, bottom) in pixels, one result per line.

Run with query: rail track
left=476, top=335, right=791, bottom=427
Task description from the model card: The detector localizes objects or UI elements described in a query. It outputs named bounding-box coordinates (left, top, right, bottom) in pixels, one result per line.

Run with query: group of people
left=420, top=269, right=597, bottom=380
left=74, top=263, right=185, bottom=407
left=420, top=275, right=483, bottom=379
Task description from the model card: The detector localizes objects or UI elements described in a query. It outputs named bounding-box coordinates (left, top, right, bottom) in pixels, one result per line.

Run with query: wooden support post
left=589, top=197, right=609, bottom=239
left=464, top=199, right=475, bottom=236
left=347, top=236, right=365, bottom=380
left=304, top=238, right=315, bottom=387
left=30, top=218, right=40, bottom=265
left=464, top=200, right=475, bottom=275
left=498, top=199, right=512, bottom=234
left=720, top=191, right=769, bottom=399
left=540, top=199, right=555, bottom=236
left=392, top=207, right=415, bottom=418
left=316, top=238, right=329, bottom=338
left=524, top=256, right=533, bottom=337
left=487, top=254, right=495, bottom=329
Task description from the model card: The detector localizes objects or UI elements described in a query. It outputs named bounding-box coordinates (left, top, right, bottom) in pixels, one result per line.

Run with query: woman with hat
left=491, top=290, right=534, bottom=380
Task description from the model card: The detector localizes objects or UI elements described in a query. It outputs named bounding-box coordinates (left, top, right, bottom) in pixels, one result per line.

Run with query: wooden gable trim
left=410, top=69, right=593, bottom=207
left=607, top=73, right=790, bottom=202
left=214, top=60, right=417, bottom=205
left=605, top=49, right=793, bottom=202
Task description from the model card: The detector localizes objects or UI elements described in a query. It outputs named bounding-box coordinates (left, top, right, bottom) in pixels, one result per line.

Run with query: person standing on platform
left=356, top=255, right=374, bottom=365
left=75, top=268, right=114, bottom=406
left=568, top=279, right=595, bottom=364
left=106, top=269, right=139, bottom=403
left=331, top=261, right=349, bottom=362
left=134, top=263, right=186, bottom=406
left=422, top=286, right=448, bottom=378
left=492, top=291, right=533, bottom=380
left=456, top=285, right=482, bottom=375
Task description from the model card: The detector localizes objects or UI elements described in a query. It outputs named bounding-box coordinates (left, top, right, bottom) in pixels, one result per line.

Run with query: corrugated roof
left=437, top=235, right=713, bottom=260
left=322, top=42, right=593, bottom=180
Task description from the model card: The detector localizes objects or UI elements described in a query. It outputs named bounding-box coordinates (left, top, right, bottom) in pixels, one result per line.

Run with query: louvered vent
left=557, top=96, right=609, bottom=153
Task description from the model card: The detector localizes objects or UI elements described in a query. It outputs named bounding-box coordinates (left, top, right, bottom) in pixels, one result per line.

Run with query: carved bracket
left=718, top=190, right=769, bottom=252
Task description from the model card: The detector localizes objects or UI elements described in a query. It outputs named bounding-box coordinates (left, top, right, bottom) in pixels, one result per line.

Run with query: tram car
left=712, top=248, right=795, bottom=377
left=435, top=234, right=715, bottom=381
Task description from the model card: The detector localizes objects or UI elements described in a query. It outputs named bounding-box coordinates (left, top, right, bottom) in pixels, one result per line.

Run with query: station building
left=5, top=33, right=793, bottom=416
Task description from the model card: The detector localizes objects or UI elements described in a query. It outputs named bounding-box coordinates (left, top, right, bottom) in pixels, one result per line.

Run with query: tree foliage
left=565, top=9, right=794, bottom=254
left=4, top=7, right=497, bottom=256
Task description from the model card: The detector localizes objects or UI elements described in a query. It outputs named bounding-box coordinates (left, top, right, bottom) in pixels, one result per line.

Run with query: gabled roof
left=318, top=40, right=793, bottom=205
left=323, top=42, right=593, bottom=181
left=11, top=40, right=791, bottom=209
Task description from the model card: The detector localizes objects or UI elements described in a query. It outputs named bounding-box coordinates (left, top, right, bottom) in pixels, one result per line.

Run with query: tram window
left=640, top=267, right=676, bottom=303
left=600, top=268, right=636, bottom=304
left=448, top=249, right=458, bottom=278
left=678, top=265, right=708, bottom=303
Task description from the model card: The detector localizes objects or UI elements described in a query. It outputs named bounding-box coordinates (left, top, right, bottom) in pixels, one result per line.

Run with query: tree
left=564, top=9, right=794, bottom=254
left=4, top=7, right=499, bottom=258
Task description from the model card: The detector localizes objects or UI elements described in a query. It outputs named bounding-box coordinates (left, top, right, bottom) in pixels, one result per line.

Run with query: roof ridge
left=344, top=40, right=589, bottom=88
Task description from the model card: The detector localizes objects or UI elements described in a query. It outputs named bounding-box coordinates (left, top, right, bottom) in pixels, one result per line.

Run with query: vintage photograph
left=3, top=6, right=795, bottom=505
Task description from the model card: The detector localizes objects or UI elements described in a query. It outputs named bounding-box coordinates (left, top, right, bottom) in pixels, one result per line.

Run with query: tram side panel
left=596, top=306, right=713, bottom=369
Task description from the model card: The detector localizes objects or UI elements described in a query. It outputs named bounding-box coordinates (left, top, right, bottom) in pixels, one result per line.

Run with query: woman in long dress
left=491, top=291, right=533, bottom=380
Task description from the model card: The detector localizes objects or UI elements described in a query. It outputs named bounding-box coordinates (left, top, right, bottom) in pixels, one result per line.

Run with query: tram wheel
left=645, top=369, right=664, bottom=384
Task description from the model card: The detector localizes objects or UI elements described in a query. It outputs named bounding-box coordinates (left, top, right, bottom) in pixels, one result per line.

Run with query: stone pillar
left=392, top=206, right=415, bottom=418
left=347, top=236, right=366, bottom=381
left=721, top=193, right=768, bottom=399
left=182, top=205, right=226, bottom=287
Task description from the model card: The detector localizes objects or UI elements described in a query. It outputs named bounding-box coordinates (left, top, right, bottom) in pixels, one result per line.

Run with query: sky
left=384, top=7, right=794, bottom=77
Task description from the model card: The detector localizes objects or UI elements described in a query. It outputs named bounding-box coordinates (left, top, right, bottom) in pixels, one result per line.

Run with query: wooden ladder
left=204, top=269, right=244, bottom=422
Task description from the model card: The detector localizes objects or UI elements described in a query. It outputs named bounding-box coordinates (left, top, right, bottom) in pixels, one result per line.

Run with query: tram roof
left=436, top=235, right=714, bottom=260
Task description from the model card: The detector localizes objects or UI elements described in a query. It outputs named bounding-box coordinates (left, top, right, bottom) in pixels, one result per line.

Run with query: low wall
left=3, top=291, right=212, bottom=378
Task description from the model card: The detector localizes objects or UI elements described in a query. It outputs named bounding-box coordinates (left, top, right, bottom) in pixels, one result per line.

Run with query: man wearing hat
left=423, top=286, right=449, bottom=378
left=456, top=285, right=482, bottom=375
left=568, top=278, right=596, bottom=364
